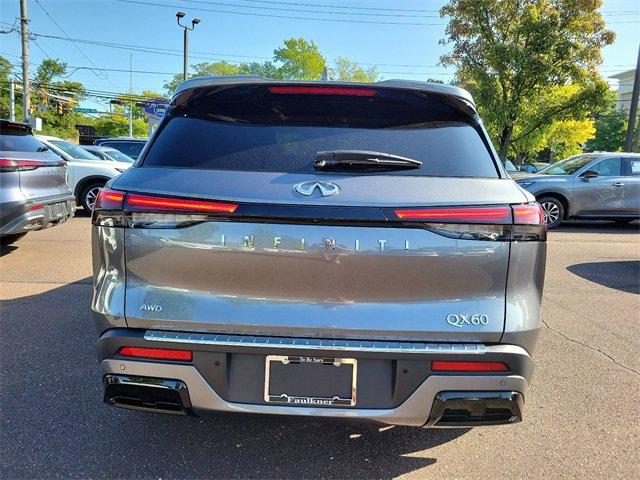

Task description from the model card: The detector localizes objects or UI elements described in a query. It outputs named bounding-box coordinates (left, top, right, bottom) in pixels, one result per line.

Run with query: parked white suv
left=36, top=135, right=131, bottom=211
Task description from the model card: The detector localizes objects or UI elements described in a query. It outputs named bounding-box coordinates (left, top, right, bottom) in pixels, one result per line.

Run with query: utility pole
left=20, top=0, right=30, bottom=121
left=624, top=45, right=640, bottom=152
left=9, top=78, right=16, bottom=121
left=128, top=53, right=133, bottom=137
left=176, top=12, right=200, bottom=81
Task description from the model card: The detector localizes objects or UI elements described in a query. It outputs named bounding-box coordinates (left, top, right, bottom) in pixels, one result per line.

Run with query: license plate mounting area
left=264, top=355, right=357, bottom=407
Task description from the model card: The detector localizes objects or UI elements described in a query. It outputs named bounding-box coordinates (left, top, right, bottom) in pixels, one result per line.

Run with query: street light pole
left=176, top=12, right=200, bottom=81
left=19, top=0, right=30, bottom=121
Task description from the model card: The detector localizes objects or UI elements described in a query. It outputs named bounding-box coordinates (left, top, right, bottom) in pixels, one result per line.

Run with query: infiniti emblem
left=293, top=181, right=340, bottom=197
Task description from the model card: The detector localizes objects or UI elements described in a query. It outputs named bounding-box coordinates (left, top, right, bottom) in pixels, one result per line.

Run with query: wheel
left=538, top=196, right=564, bottom=228
left=81, top=182, right=104, bottom=211
left=0, top=233, right=27, bottom=246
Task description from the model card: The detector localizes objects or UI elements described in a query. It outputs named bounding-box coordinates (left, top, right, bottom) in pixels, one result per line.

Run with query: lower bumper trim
left=103, top=374, right=192, bottom=415
left=100, top=359, right=527, bottom=426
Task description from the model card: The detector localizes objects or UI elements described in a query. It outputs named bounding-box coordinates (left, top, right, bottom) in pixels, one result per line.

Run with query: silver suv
left=516, top=153, right=640, bottom=228
left=1, top=120, right=75, bottom=245
left=92, top=78, right=547, bottom=427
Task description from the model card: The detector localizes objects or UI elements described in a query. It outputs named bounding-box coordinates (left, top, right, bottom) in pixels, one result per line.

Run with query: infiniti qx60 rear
left=92, top=77, right=546, bottom=426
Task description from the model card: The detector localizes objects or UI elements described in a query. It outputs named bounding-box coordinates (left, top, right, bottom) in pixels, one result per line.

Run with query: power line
left=179, top=0, right=440, bottom=18
left=32, top=0, right=112, bottom=83
left=223, top=0, right=439, bottom=13
left=114, top=0, right=444, bottom=26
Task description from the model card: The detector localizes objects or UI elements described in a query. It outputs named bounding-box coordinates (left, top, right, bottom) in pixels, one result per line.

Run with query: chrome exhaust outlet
left=103, top=375, right=192, bottom=415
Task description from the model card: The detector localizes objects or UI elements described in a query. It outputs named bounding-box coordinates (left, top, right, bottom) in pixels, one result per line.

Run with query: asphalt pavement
left=1, top=214, right=639, bottom=479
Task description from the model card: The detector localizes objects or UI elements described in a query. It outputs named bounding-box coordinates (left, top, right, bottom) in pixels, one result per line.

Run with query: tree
left=93, top=113, right=146, bottom=137
left=330, top=58, right=377, bottom=82
left=440, top=0, right=615, bottom=159
left=585, top=110, right=627, bottom=152
left=163, top=60, right=241, bottom=93
left=0, top=55, right=16, bottom=118
left=273, top=38, right=325, bottom=80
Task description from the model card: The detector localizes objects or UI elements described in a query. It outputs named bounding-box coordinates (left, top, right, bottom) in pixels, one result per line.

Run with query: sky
left=0, top=0, right=639, bottom=112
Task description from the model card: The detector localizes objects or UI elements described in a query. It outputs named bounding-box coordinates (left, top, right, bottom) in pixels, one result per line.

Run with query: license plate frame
left=47, top=202, right=68, bottom=219
left=264, top=355, right=357, bottom=407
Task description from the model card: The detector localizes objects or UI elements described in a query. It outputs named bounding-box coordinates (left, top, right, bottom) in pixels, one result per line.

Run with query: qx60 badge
left=446, top=314, right=489, bottom=328
left=294, top=181, right=340, bottom=197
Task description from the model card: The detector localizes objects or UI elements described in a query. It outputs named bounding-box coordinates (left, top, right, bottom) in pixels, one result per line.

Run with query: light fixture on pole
left=176, top=12, right=201, bottom=82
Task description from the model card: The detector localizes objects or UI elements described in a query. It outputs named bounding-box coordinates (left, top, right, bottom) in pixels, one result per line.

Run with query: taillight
left=512, top=202, right=545, bottom=225
left=0, top=158, right=64, bottom=172
left=125, top=193, right=238, bottom=214
left=390, top=202, right=546, bottom=242
left=394, top=206, right=512, bottom=224
left=94, top=188, right=125, bottom=210
left=432, top=361, right=509, bottom=372
left=268, top=86, right=376, bottom=96
left=117, top=346, right=192, bottom=361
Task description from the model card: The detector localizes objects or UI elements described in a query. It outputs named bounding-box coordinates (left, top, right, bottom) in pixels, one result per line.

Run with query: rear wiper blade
left=314, top=150, right=422, bottom=170
left=36, top=146, right=49, bottom=152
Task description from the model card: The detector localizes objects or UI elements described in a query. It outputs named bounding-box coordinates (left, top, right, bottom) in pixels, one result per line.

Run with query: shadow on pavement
left=555, top=220, right=640, bottom=234
left=0, top=279, right=468, bottom=479
left=567, top=260, right=640, bottom=294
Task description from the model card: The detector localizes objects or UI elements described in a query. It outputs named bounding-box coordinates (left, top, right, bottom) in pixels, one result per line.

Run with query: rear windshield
left=0, top=127, right=45, bottom=152
left=142, top=86, right=499, bottom=178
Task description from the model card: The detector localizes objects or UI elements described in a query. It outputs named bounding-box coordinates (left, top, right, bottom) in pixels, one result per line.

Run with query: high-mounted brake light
left=0, top=158, right=64, bottom=172
left=394, top=206, right=512, bottom=224
left=125, top=193, right=238, bottom=214
left=117, top=346, right=192, bottom=361
left=512, top=202, right=545, bottom=225
left=432, top=361, right=509, bottom=372
left=268, top=86, right=376, bottom=96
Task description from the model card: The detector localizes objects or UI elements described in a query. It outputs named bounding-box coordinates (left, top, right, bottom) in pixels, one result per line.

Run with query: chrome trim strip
left=143, top=330, right=487, bottom=354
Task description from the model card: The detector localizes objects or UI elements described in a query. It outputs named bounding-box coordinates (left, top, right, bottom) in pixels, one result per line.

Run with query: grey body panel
left=112, top=168, right=528, bottom=207
left=622, top=158, right=640, bottom=215
left=124, top=220, right=511, bottom=342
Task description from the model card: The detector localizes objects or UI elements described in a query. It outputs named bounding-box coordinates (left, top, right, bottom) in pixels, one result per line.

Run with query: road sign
left=143, top=99, right=169, bottom=118
left=73, top=107, right=98, bottom=114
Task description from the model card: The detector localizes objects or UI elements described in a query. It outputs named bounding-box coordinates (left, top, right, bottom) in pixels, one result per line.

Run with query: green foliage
left=163, top=37, right=373, bottom=95
left=330, top=58, right=377, bottom=82
left=585, top=109, right=627, bottom=152
left=274, top=38, right=326, bottom=80
left=0, top=55, right=16, bottom=119
left=93, top=113, right=147, bottom=137
left=35, top=59, right=67, bottom=86
left=440, top=0, right=615, bottom=159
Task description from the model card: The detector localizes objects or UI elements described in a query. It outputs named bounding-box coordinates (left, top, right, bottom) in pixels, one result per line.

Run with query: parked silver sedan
left=516, top=152, right=640, bottom=227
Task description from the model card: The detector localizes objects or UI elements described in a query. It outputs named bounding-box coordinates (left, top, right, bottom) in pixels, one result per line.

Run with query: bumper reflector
left=432, top=361, right=509, bottom=372
left=117, top=346, right=192, bottom=361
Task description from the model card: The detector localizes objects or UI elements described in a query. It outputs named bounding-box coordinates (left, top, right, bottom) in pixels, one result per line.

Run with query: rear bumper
left=0, top=194, right=75, bottom=236
left=98, top=329, right=533, bottom=427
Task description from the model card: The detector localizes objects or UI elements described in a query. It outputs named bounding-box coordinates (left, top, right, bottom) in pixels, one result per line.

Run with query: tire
left=0, top=233, right=27, bottom=246
left=538, top=196, right=564, bottom=228
left=81, top=181, right=105, bottom=212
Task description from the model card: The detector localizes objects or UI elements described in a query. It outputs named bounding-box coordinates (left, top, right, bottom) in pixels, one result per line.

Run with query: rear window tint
left=0, top=132, right=46, bottom=152
left=142, top=86, right=498, bottom=178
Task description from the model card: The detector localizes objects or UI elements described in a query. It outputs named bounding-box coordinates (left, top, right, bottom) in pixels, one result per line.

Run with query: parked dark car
left=92, top=77, right=547, bottom=427
left=94, top=137, right=147, bottom=160
left=516, top=152, right=640, bottom=227
left=0, top=120, right=75, bottom=245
